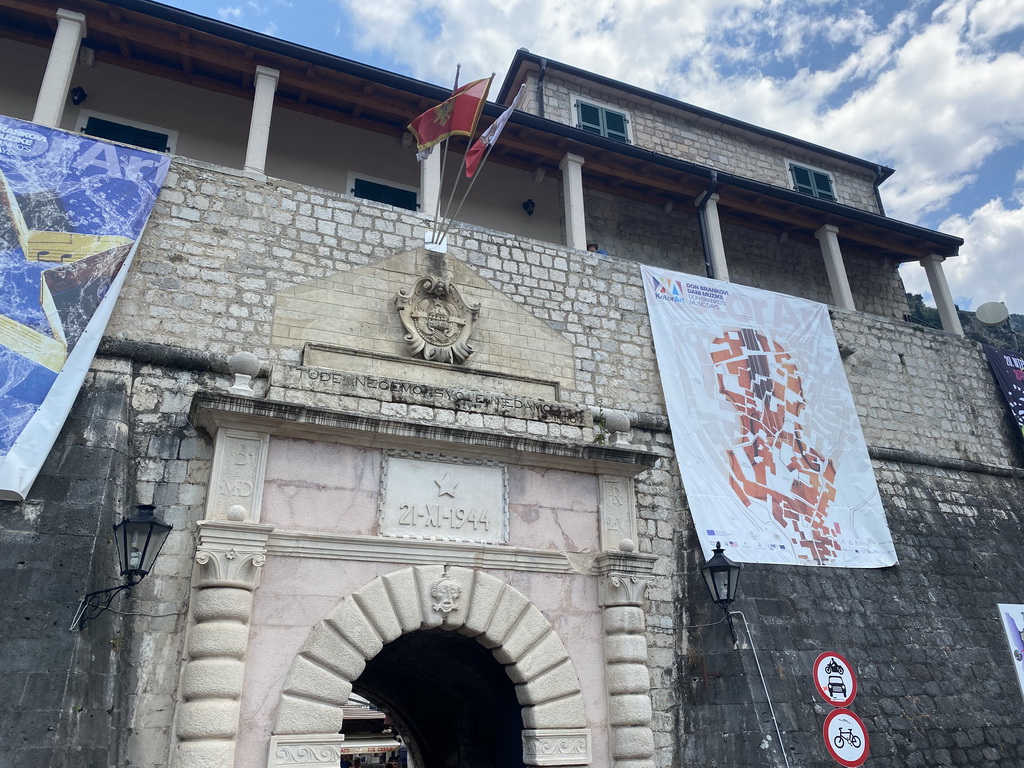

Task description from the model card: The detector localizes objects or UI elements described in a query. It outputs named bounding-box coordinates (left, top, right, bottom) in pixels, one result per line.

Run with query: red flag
left=408, top=77, right=491, bottom=153
left=465, top=84, right=525, bottom=178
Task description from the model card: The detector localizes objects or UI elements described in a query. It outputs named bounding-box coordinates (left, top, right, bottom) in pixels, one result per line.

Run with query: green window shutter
left=83, top=117, right=170, bottom=152
left=576, top=101, right=603, bottom=135
left=390, top=187, right=418, bottom=211
left=811, top=170, right=835, bottom=201
left=353, top=179, right=418, bottom=211
left=790, top=163, right=836, bottom=201
left=790, top=164, right=815, bottom=195
left=603, top=109, right=629, bottom=143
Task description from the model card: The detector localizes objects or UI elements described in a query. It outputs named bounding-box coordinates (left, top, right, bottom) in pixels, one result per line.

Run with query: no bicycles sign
left=813, top=651, right=857, bottom=707
left=823, top=708, right=870, bottom=767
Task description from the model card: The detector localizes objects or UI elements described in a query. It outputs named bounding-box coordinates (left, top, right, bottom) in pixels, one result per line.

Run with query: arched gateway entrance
left=269, top=565, right=593, bottom=768
left=356, top=630, right=523, bottom=767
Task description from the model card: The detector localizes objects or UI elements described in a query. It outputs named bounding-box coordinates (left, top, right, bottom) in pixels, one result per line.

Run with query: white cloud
left=328, top=0, right=1024, bottom=312
left=217, top=5, right=243, bottom=20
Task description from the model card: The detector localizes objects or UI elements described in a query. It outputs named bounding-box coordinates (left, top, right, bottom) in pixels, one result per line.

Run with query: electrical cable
left=729, top=610, right=792, bottom=768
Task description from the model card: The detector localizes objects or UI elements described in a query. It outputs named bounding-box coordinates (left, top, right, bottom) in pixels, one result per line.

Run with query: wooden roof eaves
left=0, top=0, right=957, bottom=262
left=498, top=111, right=962, bottom=258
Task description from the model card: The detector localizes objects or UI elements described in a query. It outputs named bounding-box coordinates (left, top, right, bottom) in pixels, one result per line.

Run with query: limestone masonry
left=0, top=4, right=1021, bottom=768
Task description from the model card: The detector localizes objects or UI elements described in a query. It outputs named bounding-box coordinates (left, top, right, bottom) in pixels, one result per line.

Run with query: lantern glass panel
left=114, top=505, right=172, bottom=579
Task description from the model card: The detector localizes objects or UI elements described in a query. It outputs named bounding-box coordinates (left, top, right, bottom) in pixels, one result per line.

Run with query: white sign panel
left=813, top=651, right=857, bottom=707
left=380, top=453, right=508, bottom=544
left=998, top=603, right=1024, bottom=703
left=642, top=265, right=897, bottom=567
left=823, top=708, right=869, bottom=767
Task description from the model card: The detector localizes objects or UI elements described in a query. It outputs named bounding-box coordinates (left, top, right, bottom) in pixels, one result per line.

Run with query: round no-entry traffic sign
left=813, top=651, right=857, bottom=707
left=823, top=708, right=870, bottom=767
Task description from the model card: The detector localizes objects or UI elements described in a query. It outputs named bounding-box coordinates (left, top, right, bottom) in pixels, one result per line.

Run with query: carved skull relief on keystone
left=395, top=275, right=479, bottom=364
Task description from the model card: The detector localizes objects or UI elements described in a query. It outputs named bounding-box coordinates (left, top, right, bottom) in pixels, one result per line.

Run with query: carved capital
left=599, top=573, right=655, bottom=607
left=522, top=728, right=592, bottom=766
left=195, top=548, right=266, bottom=589
left=195, top=520, right=275, bottom=589
left=594, top=551, right=658, bottom=607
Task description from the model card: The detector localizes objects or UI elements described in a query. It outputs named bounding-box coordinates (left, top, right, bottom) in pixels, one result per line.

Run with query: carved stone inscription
left=380, top=453, right=508, bottom=544
left=205, top=429, right=269, bottom=522
left=598, top=475, right=637, bottom=551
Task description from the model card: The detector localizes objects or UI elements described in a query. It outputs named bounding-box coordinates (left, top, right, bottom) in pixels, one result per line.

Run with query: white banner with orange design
left=641, top=265, right=896, bottom=567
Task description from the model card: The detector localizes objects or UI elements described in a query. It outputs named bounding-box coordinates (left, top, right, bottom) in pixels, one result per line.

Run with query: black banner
left=983, top=344, right=1024, bottom=437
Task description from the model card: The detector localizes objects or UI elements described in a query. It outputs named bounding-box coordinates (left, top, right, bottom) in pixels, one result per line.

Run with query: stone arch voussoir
left=273, top=565, right=588, bottom=735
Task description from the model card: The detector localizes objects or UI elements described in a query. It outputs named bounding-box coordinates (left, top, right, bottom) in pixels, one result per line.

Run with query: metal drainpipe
left=537, top=58, right=547, bottom=119
left=873, top=165, right=887, bottom=217
left=696, top=171, right=718, bottom=278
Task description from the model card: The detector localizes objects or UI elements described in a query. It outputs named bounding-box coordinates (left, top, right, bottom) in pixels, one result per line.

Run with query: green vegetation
left=905, top=293, right=1023, bottom=350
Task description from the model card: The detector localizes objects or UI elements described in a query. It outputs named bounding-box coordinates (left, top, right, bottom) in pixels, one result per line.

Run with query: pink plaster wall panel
left=237, top=560, right=611, bottom=768
left=238, top=558, right=406, bottom=766
left=262, top=437, right=382, bottom=534
left=507, top=466, right=599, bottom=552
left=503, top=569, right=609, bottom=765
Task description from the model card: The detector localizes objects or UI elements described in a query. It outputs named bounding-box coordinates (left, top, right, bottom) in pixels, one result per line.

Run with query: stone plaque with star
left=379, top=452, right=509, bottom=544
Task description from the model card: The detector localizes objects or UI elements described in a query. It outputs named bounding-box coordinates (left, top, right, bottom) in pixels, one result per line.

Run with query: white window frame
left=74, top=109, right=179, bottom=154
left=346, top=172, right=420, bottom=211
left=570, top=94, right=632, bottom=144
left=785, top=159, right=837, bottom=202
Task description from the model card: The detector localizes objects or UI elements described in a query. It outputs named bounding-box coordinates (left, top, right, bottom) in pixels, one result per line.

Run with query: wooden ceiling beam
left=720, top=190, right=932, bottom=260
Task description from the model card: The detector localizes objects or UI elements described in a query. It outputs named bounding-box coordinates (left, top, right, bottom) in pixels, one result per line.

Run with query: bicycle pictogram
left=833, top=727, right=862, bottom=750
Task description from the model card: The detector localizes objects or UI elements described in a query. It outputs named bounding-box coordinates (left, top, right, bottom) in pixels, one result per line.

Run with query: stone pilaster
left=595, top=550, right=658, bottom=768
left=244, top=65, right=280, bottom=179
left=815, top=224, right=856, bottom=310
left=921, top=254, right=964, bottom=335
left=171, top=520, right=274, bottom=768
left=695, top=192, right=729, bottom=281
left=559, top=153, right=587, bottom=249
left=598, top=474, right=638, bottom=551
left=33, top=8, right=86, bottom=128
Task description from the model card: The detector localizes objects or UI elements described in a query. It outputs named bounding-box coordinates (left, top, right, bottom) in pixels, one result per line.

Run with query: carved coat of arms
left=395, top=276, right=479, bottom=364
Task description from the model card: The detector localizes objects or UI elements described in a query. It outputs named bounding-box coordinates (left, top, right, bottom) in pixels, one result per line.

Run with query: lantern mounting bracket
left=70, top=577, right=142, bottom=631
left=69, top=504, right=172, bottom=631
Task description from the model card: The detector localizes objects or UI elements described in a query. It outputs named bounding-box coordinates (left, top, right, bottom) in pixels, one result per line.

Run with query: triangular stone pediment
left=271, top=247, right=576, bottom=394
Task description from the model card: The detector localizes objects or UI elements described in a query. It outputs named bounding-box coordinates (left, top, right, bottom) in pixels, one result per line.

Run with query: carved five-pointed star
left=435, top=473, right=459, bottom=498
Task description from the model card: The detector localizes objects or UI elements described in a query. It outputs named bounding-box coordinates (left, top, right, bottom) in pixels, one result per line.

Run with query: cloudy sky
left=166, top=0, right=1024, bottom=316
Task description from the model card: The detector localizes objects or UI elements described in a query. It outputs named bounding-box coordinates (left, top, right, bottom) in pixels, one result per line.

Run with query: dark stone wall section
left=677, top=461, right=1024, bottom=768
left=0, top=369, right=134, bottom=768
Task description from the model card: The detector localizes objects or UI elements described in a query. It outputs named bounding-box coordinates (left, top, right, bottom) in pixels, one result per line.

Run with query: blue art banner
left=0, top=115, right=169, bottom=500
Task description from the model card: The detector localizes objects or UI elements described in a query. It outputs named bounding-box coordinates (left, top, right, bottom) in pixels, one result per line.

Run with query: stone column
left=172, top=520, right=274, bottom=768
left=171, top=426, right=273, bottom=767
left=559, top=153, right=587, bottom=250
left=921, top=254, right=964, bottom=335
left=33, top=8, right=86, bottom=128
left=420, top=143, right=442, bottom=223
left=814, top=225, right=856, bottom=310
left=595, top=549, right=658, bottom=768
left=243, top=66, right=280, bottom=179
left=696, top=193, right=729, bottom=281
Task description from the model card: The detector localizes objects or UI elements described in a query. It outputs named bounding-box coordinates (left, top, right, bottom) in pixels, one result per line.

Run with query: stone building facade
left=1, top=3, right=1023, bottom=768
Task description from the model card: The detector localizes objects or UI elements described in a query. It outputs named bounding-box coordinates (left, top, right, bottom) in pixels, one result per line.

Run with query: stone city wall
left=3, top=157, right=1021, bottom=768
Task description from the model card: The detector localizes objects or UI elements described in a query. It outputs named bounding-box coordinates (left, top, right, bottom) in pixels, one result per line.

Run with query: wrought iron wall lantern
left=70, top=504, right=172, bottom=630
left=700, top=541, right=742, bottom=642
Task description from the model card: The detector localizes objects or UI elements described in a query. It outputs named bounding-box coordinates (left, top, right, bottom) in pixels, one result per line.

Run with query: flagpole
left=436, top=83, right=523, bottom=244
left=436, top=138, right=500, bottom=245
left=430, top=64, right=460, bottom=242
left=433, top=72, right=495, bottom=242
